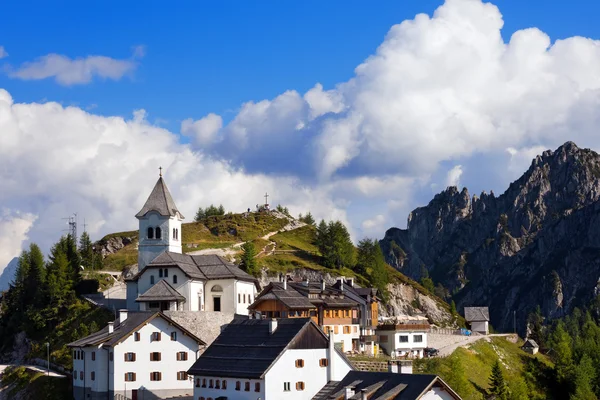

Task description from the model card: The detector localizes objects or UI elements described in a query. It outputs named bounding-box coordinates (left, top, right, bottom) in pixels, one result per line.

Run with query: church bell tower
left=135, top=168, right=184, bottom=271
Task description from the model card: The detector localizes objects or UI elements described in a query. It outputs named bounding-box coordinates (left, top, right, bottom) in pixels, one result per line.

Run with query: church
left=125, top=173, right=259, bottom=315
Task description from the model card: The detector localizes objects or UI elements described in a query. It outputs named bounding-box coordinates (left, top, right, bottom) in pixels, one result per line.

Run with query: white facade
left=192, top=346, right=352, bottom=400
left=72, top=314, right=200, bottom=400
left=378, top=329, right=428, bottom=359
left=470, top=320, right=489, bottom=335
left=324, top=324, right=360, bottom=353
left=421, top=387, right=461, bottom=400
left=138, top=211, right=182, bottom=272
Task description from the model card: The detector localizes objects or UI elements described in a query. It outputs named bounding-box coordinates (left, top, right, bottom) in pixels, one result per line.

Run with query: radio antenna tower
left=62, top=213, right=78, bottom=239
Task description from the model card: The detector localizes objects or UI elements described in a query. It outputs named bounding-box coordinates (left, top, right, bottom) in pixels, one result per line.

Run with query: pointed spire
left=136, top=175, right=184, bottom=219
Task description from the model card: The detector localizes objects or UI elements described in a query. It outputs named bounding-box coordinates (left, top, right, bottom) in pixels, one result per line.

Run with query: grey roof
left=136, top=279, right=185, bottom=302
left=136, top=177, right=183, bottom=219
left=250, top=282, right=316, bottom=310
left=129, top=251, right=259, bottom=287
left=68, top=311, right=205, bottom=348
left=464, top=307, right=490, bottom=322
left=187, top=318, right=323, bottom=379
left=316, top=371, right=462, bottom=400
left=522, top=339, right=539, bottom=348
left=289, top=282, right=358, bottom=308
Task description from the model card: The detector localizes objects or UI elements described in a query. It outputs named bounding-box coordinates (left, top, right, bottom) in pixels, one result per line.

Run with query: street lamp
left=45, top=342, right=49, bottom=376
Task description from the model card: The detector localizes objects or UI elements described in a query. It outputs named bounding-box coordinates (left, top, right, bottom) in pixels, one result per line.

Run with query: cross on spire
left=264, top=192, right=269, bottom=205
left=159, top=166, right=163, bottom=177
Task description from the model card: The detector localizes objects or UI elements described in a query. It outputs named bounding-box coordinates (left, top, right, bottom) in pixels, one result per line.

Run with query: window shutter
left=158, top=352, right=161, bottom=361
left=159, top=372, right=162, bottom=380
left=158, top=332, right=161, bottom=341
left=176, top=352, right=180, bottom=361
left=133, top=373, right=136, bottom=381
left=133, top=353, right=136, bottom=362
left=124, top=373, right=127, bottom=381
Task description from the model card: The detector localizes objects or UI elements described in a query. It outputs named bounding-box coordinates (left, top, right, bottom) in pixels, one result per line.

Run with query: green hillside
left=416, top=337, right=554, bottom=400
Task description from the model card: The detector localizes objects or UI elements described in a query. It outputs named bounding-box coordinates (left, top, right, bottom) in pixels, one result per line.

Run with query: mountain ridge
left=381, top=141, right=600, bottom=334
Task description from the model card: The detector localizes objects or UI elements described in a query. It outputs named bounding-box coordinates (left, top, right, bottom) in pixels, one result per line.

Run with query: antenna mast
left=62, top=213, right=78, bottom=239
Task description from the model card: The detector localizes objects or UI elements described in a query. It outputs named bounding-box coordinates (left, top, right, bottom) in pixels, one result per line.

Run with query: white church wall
left=189, top=281, right=204, bottom=311
left=204, top=279, right=236, bottom=313
left=138, top=211, right=181, bottom=271
left=234, top=281, right=257, bottom=315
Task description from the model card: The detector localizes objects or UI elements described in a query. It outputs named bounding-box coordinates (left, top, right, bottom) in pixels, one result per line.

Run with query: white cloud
left=361, top=214, right=386, bottom=237
left=0, top=210, right=37, bottom=275
left=8, top=47, right=143, bottom=85
left=446, top=165, right=463, bottom=188
left=0, top=46, right=8, bottom=59
left=181, top=113, right=223, bottom=147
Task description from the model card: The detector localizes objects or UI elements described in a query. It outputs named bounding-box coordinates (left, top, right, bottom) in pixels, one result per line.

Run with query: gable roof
left=136, top=279, right=185, bottom=302
left=250, top=282, right=316, bottom=310
left=128, top=251, right=259, bottom=287
left=464, top=307, right=490, bottom=322
left=136, top=177, right=183, bottom=219
left=522, top=339, right=539, bottom=348
left=187, top=318, right=327, bottom=379
left=316, top=371, right=462, bottom=400
left=67, top=311, right=204, bottom=348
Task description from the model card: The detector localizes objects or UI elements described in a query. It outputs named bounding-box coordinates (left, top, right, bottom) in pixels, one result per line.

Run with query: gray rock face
left=95, top=235, right=136, bottom=258
left=380, top=142, right=600, bottom=334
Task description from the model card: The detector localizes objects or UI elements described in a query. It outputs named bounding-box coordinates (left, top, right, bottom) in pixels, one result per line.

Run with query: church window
left=176, top=228, right=179, bottom=239
left=243, top=294, right=246, bottom=303
left=173, top=275, right=178, bottom=284
left=211, top=285, right=223, bottom=292
left=164, top=269, right=168, bottom=277
left=238, top=294, right=241, bottom=303
left=147, top=227, right=154, bottom=239
left=173, top=228, right=176, bottom=240
left=159, top=269, right=163, bottom=278
left=155, top=227, right=162, bottom=239
left=150, top=275, right=155, bottom=284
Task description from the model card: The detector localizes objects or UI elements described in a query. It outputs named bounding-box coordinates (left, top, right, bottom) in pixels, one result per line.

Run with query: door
left=132, top=389, right=138, bottom=400
left=213, top=296, right=221, bottom=312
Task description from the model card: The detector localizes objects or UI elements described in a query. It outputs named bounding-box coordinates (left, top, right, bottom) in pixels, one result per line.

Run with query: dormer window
left=155, top=227, right=162, bottom=239
left=173, top=275, right=178, bottom=284
left=147, top=227, right=154, bottom=239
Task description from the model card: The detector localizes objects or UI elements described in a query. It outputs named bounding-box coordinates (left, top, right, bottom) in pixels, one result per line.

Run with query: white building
left=377, top=322, right=430, bottom=359
left=68, top=310, right=205, bottom=400
left=187, top=318, right=353, bottom=400
left=125, top=175, right=259, bottom=314
left=464, top=307, right=490, bottom=335
left=315, top=365, right=462, bottom=400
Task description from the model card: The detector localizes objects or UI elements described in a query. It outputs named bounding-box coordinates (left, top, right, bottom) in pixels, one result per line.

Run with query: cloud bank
left=4, top=0, right=600, bottom=273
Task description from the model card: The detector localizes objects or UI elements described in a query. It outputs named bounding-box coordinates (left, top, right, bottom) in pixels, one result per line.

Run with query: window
left=134, top=332, right=140, bottom=341
left=149, top=301, right=159, bottom=309
left=150, top=275, right=155, bottom=285
left=324, top=326, right=331, bottom=334
left=177, top=371, right=188, bottom=380
left=209, top=379, right=214, bottom=388
left=173, top=275, right=178, bottom=284
left=73, top=350, right=76, bottom=359
left=124, top=372, right=136, bottom=382
left=91, top=352, right=95, bottom=361
left=147, top=227, right=154, bottom=239
left=414, top=334, right=423, bottom=343
left=399, top=335, right=409, bottom=343
left=176, top=351, right=188, bottom=361
left=171, top=331, right=177, bottom=341
left=295, top=359, right=304, bottom=368
left=159, top=269, right=163, bottom=278
left=243, top=294, right=246, bottom=303
left=354, top=326, right=358, bottom=333
left=150, top=352, right=161, bottom=361
left=73, top=370, right=77, bottom=380
left=343, top=326, right=351, bottom=334
left=222, top=380, right=227, bottom=389
left=319, top=358, right=328, bottom=367
left=91, top=371, right=95, bottom=381
left=124, top=352, right=136, bottom=362
left=176, top=228, right=179, bottom=240
left=164, top=268, right=168, bottom=277
left=110, top=352, right=113, bottom=362
left=215, top=380, right=221, bottom=389
left=196, top=378, right=200, bottom=387
left=296, top=382, right=305, bottom=391
left=245, top=382, right=250, bottom=391
left=202, top=378, right=207, bottom=388
left=238, top=294, right=241, bottom=303
left=150, top=372, right=162, bottom=381
left=284, top=382, right=291, bottom=391
left=155, top=227, right=162, bottom=239
left=152, top=332, right=161, bottom=341
left=173, top=228, right=177, bottom=240
left=255, top=382, right=261, bottom=392
left=79, top=371, right=83, bottom=380
left=235, top=381, right=240, bottom=391
left=334, top=326, right=339, bottom=334
left=211, top=285, right=223, bottom=292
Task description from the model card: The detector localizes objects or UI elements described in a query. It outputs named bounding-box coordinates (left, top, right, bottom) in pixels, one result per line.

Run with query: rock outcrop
left=380, top=142, right=600, bottom=334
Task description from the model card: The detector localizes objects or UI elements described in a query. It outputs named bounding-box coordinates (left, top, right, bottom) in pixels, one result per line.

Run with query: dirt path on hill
left=431, top=334, right=515, bottom=357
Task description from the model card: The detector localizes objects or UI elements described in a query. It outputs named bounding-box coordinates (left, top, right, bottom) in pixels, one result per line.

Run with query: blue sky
left=2, top=0, right=600, bottom=273
left=1, top=0, right=598, bottom=132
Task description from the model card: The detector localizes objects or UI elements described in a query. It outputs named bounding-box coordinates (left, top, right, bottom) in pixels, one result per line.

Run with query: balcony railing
left=359, top=334, right=377, bottom=342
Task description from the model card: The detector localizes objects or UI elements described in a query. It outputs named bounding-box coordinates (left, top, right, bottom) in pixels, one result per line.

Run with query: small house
left=464, top=307, right=489, bottom=335
left=376, top=321, right=430, bottom=359
left=521, top=339, right=539, bottom=355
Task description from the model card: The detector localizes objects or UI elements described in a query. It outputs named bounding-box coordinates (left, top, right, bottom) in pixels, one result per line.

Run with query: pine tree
left=217, top=204, right=225, bottom=215
left=450, top=300, right=457, bottom=316
left=326, top=221, right=355, bottom=269
left=316, top=220, right=329, bottom=255
left=528, top=305, right=545, bottom=348
left=489, top=359, right=508, bottom=399
left=79, top=231, right=94, bottom=270
left=240, top=242, right=258, bottom=275
left=571, top=354, right=597, bottom=400
left=195, top=207, right=205, bottom=221
left=356, top=238, right=389, bottom=297
left=549, top=321, right=574, bottom=385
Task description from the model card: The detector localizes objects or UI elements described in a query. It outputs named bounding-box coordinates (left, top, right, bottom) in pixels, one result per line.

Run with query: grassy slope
left=416, top=337, right=554, bottom=400
left=1, top=366, right=72, bottom=400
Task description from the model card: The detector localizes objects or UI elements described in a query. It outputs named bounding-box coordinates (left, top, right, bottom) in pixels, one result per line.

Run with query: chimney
left=387, top=360, right=398, bottom=373
left=321, top=280, right=326, bottom=291
left=327, top=331, right=335, bottom=381
left=338, top=276, right=344, bottom=291
left=347, top=278, right=354, bottom=288
left=344, top=386, right=355, bottom=399
left=399, top=360, right=413, bottom=374
left=108, top=322, right=114, bottom=334
left=119, top=309, right=128, bottom=322
left=361, top=389, right=368, bottom=400
left=269, top=318, right=278, bottom=334
left=283, top=278, right=287, bottom=290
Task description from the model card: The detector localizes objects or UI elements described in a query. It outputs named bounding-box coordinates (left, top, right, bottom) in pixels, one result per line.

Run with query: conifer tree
left=356, top=238, right=389, bottom=297
left=195, top=207, right=205, bottom=221
left=571, top=354, right=597, bottom=400
left=489, top=359, right=508, bottom=399
left=79, top=231, right=94, bottom=269
left=240, top=242, right=258, bottom=275
left=549, top=321, right=574, bottom=384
